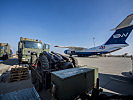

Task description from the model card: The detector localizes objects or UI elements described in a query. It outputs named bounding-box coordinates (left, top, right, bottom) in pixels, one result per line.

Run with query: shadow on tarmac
left=121, top=72, right=133, bottom=78
left=76, top=56, right=100, bottom=59
left=2, top=58, right=18, bottom=66
left=99, top=73, right=133, bottom=95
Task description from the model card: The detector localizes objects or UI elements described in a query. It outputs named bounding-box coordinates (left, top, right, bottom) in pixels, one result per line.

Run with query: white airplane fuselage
left=55, top=14, right=133, bottom=56
left=64, top=44, right=129, bottom=56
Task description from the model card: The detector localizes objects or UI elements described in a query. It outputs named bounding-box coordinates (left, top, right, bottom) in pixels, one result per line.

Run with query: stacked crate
left=9, top=65, right=29, bottom=82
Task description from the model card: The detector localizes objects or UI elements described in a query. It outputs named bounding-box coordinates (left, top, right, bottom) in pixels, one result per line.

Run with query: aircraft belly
left=74, top=51, right=109, bottom=55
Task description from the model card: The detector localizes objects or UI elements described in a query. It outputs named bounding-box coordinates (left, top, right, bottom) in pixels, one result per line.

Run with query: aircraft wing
left=54, top=46, right=87, bottom=50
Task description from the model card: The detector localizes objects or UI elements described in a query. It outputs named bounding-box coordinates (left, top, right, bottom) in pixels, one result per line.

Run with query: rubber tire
left=37, top=54, right=50, bottom=89
left=69, top=56, right=78, bottom=67
left=61, top=62, right=74, bottom=69
left=18, top=58, right=21, bottom=64
left=3, top=54, right=8, bottom=60
left=37, top=54, right=49, bottom=71
left=5, top=55, right=8, bottom=59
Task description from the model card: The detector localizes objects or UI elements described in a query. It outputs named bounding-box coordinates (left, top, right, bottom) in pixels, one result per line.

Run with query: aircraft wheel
left=37, top=54, right=50, bottom=89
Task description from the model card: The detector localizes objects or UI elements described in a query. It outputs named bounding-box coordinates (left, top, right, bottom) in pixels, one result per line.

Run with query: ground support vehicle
left=30, top=51, right=78, bottom=91
left=30, top=51, right=99, bottom=99
left=30, top=51, right=133, bottom=100
left=0, top=43, right=12, bottom=60
left=18, top=37, right=50, bottom=64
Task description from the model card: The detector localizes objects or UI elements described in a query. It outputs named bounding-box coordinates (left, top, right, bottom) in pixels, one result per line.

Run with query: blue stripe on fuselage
left=67, top=51, right=109, bottom=56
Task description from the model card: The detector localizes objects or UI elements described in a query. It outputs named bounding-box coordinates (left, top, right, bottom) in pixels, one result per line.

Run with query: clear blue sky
left=0, top=0, right=133, bottom=55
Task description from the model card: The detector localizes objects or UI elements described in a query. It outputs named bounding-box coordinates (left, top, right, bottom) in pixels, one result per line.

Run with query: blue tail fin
left=105, top=25, right=133, bottom=45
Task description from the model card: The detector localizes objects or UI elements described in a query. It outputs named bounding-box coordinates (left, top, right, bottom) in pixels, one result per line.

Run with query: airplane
left=55, top=14, right=133, bottom=57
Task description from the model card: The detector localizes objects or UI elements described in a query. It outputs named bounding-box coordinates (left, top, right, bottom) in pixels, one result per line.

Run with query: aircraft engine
left=64, top=50, right=71, bottom=54
left=64, top=50, right=75, bottom=55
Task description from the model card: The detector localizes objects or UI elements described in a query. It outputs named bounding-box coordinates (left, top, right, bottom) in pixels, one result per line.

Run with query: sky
left=0, top=0, right=133, bottom=55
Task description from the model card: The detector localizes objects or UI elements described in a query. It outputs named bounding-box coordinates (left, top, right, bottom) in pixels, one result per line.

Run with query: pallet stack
left=9, top=65, right=29, bottom=82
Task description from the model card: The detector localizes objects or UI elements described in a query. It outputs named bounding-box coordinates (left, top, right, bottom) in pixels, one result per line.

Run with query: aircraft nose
left=64, top=50, right=67, bottom=54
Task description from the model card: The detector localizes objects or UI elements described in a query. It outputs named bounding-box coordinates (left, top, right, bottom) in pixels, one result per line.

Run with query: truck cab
left=0, top=43, right=12, bottom=60
left=18, top=37, right=50, bottom=64
left=43, top=43, right=50, bottom=52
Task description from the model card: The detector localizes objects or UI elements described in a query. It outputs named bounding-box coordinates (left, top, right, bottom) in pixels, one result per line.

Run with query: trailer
left=30, top=51, right=101, bottom=99
left=30, top=51, right=78, bottom=90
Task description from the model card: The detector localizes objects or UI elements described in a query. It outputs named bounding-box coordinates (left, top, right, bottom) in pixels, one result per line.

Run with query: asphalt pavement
left=0, top=57, right=133, bottom=98
left=76, top=56, right=133, bottom=95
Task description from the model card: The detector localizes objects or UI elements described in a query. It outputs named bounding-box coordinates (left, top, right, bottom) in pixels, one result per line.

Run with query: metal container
left=51, top=67, right=98, bottom=100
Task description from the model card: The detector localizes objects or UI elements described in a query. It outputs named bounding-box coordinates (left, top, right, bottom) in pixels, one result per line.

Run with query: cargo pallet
left=9, top=67, right=29, bottom=82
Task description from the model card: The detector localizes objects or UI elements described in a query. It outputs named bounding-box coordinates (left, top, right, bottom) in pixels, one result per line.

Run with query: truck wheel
left=5, top=55, right=8, bottom=59
left=3, top=54, right=8, bottom=60
left=61, top=62, right=74, bottom=69
left=37, top=54, right=50, bottom=89
left=38, top=54, right=49, bottom=70
left=69, top=57, right=78, bottom=67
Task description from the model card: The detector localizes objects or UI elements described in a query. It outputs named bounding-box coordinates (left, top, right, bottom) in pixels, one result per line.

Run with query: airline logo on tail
left=113, top=33, right=129, bottom=38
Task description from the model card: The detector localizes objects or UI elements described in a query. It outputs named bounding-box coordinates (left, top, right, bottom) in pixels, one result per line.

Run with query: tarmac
left=0, top=56, right=133, bottom=99
left=0, top=58, right=33, bottom=94
left=76, top=56, right=133, bottom=95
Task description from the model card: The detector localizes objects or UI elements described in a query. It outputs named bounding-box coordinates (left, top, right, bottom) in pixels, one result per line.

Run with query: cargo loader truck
left=18, top=37, right=50, bottom=64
